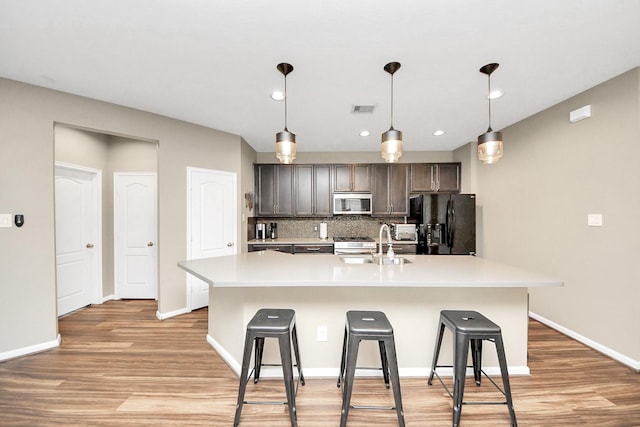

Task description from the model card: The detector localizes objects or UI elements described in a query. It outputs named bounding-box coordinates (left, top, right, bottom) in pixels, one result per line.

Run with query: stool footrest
left=351, top=404, right=396, bottom=411
left=431, top=364, right=511, bottom=405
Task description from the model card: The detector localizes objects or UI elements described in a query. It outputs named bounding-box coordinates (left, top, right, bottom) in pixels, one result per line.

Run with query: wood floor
left=1, top=300, right=638, bottom=426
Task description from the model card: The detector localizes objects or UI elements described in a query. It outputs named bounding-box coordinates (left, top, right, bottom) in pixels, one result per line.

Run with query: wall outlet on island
left=317, top=325, right=328, bottom=342
left=313, top=224, right=318, bottom=232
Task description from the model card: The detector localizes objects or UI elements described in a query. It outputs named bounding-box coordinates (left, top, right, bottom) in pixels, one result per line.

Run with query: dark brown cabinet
left=248, top=243, right=294, bottom=253
left=376, top=243, right=417, bottom=254
left=410, top=163, right=460, bottom=193
left=372, top=164, right=409, bottom=216
left=293, top=244, right=333, bottom=254
left=333, top=164, right=371, bottom=192
left=255, top=164, right=294, bottom=216
left=294, top=164, right=332, bottom=217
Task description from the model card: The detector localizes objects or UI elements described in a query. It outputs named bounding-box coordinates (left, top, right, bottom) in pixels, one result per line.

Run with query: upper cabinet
left=410, top=163, right=461, bottom=193
left=333, top=164, right=371, bottom=192
left=255, top=164, right=294, bottom=216
left=294, top=164, right=332, bottom=217
left=371, top=164, right=409, bottom=216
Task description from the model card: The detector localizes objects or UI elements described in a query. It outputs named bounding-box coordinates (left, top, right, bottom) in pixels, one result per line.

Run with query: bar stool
left=234, top=308, right=305, bottom=427
left=427, top=310, right=517, bottom=427
left=337, top=310, right=405, bottom=427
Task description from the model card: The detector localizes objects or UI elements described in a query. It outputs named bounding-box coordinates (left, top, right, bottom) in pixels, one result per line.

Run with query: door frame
left=186, top=166, right=238, bottom=311
left=54, top=161, right=103, bottom=308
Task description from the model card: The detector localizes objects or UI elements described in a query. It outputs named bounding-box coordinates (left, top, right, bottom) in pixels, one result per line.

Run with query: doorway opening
left=54, top=124, right=158, bottom=316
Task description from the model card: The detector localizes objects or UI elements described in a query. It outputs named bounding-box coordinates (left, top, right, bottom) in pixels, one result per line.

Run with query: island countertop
left=178, top=251, right=562, bottom=288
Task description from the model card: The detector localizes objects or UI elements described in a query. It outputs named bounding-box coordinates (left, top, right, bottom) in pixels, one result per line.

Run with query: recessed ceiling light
left=488, top=89, right=504, bottom=99
left=271, top=91, right=285, bottom=101
left=433, top=130, right=445, bottom=136
left=359, top=130, right=370, bottom=137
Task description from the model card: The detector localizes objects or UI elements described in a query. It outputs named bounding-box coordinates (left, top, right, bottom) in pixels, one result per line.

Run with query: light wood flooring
left=1, top=300, right=638, bottom=426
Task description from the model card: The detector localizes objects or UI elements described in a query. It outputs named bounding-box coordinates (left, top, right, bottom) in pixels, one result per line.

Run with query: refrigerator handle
left=447, top=199, right=455, bottom=247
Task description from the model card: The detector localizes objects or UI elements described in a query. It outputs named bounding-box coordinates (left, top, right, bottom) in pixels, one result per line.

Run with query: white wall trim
left=101, top=294, right=116, bottom=303
left=156, top=307, right=190, bottom=320
left=0, top=334, right=61, bottom=362
left=205, top=334, right=529, bottom=379
left=530, top=311, right=640, bottom=371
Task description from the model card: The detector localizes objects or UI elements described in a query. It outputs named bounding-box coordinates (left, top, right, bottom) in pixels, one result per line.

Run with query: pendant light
left=477, top=63, right=503, bottom=164
left=275, top=62, right=296, bottom=164
left=381, top=62, right=403, bottom=163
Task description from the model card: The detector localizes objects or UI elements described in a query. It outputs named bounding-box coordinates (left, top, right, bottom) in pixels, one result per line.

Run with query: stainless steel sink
left=339, top=256, right=411, bottom=265
left=340, top=256, right=375, bottom=264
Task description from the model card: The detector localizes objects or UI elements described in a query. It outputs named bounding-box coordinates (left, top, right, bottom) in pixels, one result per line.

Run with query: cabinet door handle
left=306, top=247, right=321, bottom=251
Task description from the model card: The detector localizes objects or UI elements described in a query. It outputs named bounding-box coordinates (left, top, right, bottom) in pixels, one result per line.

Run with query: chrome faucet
left=378, top=223, right=394, bottom=258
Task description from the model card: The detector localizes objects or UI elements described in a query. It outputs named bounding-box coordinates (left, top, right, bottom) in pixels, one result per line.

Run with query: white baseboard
left=204, top=334, right=529, bottom=379
left=529, top=311, right=640, bottom=371
left=156, top=307, right=190, bottom=320
left=101, top=294, right=116, bottom=303
left=0, top=334, right=61, bottom=362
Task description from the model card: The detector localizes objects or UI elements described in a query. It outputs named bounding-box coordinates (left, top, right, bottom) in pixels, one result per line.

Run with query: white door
left=187, top=167, right=237, bottom=310
left=55, top=163, right=102, bottom=316
left=114, top=173, right=157, bottom=299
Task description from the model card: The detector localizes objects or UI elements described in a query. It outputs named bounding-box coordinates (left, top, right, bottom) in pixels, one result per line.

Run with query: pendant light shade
left=381, top=62, right=403, bottom=163
left=275, top=62, right=296, bottom=164
left=477, top=63, right=503, bottom=164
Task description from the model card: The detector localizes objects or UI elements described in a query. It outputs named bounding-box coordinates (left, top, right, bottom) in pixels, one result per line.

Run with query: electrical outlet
left=587, top=213, right=603, bottom=227
left=317, top=325, right=327, bottom=342
left=0, top=214, right=12, bottom=228
left=313, top=225, right=318, bottom=232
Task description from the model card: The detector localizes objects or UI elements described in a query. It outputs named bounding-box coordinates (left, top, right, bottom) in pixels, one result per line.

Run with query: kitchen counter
left=179, top=250, right=558, bottom=288
left=178, top=252, right=562, bottom=379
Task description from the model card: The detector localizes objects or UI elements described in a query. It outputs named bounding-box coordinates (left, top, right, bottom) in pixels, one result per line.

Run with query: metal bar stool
left=234, top=308, right=305, bottom=427
left=337, top=310, right=405, bottom=427
left=427, top=310, right=517, bottom=427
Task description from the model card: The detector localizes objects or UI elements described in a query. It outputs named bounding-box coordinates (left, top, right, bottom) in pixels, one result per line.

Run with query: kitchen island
left=178, top=251, right=562, bottom=378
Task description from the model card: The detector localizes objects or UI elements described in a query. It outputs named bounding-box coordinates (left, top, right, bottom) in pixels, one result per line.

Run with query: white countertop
left=178, top=251, right=562, bottom=289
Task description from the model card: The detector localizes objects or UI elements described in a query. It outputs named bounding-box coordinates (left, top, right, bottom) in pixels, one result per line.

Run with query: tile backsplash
left=249, top=216, right=410, bottom=239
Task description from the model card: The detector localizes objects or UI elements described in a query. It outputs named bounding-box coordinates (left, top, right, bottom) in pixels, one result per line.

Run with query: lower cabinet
left=376, top=243, right=417, bottom=254
left=293, top=244, right=333, bottom=254
left=248, top=243, right=333, bottom=254
left=248, top=244, right=294, bottom=253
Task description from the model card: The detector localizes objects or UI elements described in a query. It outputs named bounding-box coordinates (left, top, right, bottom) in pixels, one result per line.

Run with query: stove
left=333, top=237, right=376, bottom=254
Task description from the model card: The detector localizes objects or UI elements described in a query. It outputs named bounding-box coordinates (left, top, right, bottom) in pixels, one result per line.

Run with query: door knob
left=147, top=242, right=154, bottom=247
left=86, top=243, right=94, bottom=248
left=226, top=242, right=233, bottom=247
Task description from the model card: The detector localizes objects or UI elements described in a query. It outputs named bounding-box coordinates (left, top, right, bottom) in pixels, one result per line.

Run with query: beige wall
left=477, top=67, right=640, bottom=363
left=0, top=78, right=253, bottom=356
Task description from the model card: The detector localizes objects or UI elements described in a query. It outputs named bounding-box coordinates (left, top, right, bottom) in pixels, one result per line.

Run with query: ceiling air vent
left=352, top=105, right=375, bottom=114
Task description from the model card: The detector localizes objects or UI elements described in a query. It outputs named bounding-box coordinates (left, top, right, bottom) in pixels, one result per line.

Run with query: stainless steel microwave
left=333, top=193, right=372, bottom=215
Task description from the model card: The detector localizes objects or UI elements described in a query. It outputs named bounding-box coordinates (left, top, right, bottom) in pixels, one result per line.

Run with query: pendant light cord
left=284, top=74, right=288, bottom=131
left=390, top=73, right=394, bottom=129
left=487, top=73, right=493, bottom=132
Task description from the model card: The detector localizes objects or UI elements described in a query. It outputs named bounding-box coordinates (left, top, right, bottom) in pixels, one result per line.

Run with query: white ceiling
left=2, top=1, right=640, bottom=155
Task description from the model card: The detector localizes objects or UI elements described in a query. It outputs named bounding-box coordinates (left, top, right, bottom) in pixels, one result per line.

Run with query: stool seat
left=440, top=310, right=502, bottom=335
left=347, top=310, right=394, bottom=335
left=428, top=310, right=517, bottom=427
left=338, top=310, right=405, bottom=427
left=247, top=308, right=296, bottom=333
left=234, top=308, right=304, bottom=427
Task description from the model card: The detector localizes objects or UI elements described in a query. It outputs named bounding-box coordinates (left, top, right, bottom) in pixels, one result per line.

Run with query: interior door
left=114, top=173, right=157, bottom=299
left=187, top=167, right=237, bottom=311
left=55, top=164, right=102, bottom=316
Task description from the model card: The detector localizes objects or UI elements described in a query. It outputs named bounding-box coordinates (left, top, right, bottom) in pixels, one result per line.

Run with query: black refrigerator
left=409, top=193, right=476, bottom=255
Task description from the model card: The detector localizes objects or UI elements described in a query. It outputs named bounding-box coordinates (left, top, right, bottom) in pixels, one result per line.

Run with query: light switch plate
left=587, top=213, right=603, bottom=227
left=0, top=214, right=12, bottom=228
left=317, top=325, right=328, bottom=342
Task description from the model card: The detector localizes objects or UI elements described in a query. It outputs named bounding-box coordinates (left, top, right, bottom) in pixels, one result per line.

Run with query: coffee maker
left=269, top=222, right=277, bottom=239
left=256, top=223, right=266, bottom=240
